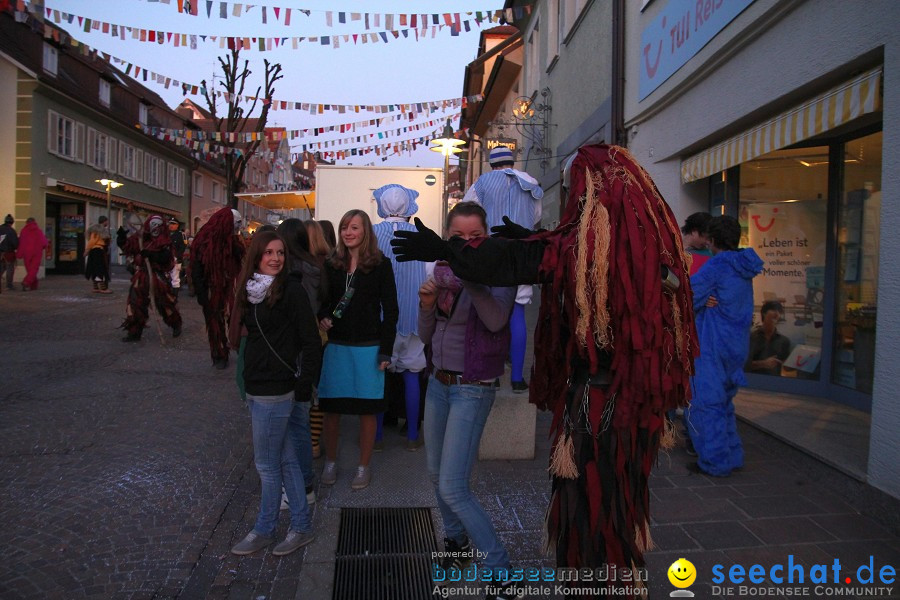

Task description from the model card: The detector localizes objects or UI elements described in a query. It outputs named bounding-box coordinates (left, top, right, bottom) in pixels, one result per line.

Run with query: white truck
left=314, top=165, right=445, bottom=233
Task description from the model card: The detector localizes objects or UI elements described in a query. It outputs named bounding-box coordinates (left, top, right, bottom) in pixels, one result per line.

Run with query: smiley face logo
left=668, top=558, right=697, bottom=588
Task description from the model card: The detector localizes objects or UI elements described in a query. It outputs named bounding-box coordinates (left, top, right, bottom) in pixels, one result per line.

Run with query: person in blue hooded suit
left=686, top=215, right=763, bottom=477
left=372, top=184, right=429, bottom=450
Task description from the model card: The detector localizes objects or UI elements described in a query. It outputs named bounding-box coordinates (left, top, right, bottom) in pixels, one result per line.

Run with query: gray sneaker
left=351, top=465, right=371, bottom=490
left=230, top=531, right=274, bottom=555
left=272, top=530, right=316, bottom=556
left=321, top=461, right=338, bottom=486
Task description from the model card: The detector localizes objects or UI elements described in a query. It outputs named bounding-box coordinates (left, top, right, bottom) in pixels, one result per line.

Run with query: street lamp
left=96, top=175, right=123, bottom=224
left=429, top=118, right=465, bottom=226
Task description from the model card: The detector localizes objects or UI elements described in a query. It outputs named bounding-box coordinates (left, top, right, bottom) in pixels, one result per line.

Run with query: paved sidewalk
left=0, top=273, right=898, bottom=600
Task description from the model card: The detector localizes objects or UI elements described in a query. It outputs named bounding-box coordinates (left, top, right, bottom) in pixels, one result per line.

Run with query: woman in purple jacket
left=418, top=202, right=519, bottom=600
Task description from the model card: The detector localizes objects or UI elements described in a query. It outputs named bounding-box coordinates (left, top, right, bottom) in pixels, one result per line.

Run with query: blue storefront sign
left=639, top=0, right=757, bottom=100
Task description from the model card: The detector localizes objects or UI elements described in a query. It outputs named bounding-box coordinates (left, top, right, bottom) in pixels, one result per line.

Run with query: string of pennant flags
left=34, top=2, right=527, bottom=51
left=142, top=122, right=445, bottom=163
left=153, top=0, right=531, bottom=32
left=141, top=113, right=460, bottom=146
left=163, top=0, right=531, bottom=33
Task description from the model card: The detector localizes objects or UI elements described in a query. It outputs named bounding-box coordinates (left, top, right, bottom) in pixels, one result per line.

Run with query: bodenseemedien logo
left=668, top=558, right=697, bottom=597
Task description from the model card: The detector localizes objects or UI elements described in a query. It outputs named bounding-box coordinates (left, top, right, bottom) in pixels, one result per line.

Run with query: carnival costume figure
left=121, top=215, right=182, bottom=342
left=392, top=145, right=698, bottom=597
left=372, top=184, right=429, bottom=448
left=189, top=207, right=245, bottom=369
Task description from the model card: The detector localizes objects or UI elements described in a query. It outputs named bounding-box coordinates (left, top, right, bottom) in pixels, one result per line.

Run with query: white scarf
left=246, top=273, right=275, bottom=305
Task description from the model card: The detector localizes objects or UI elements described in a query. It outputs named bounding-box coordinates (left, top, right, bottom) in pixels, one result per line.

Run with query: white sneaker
left=321, top=461, right=338, bottom=486
left=307, top=489, right=316, bottom=506
left=351, top=465, right=371, bottom=490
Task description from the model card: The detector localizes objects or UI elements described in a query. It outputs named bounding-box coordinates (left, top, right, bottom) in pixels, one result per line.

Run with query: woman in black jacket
left=228, top=230, right=322, bottom=557
left=317, top=210, right=399, bottom=491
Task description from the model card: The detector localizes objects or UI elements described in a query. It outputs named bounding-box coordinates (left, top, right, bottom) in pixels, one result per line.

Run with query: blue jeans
left=423, top=377, right=511, bottom=574
left=247, top=392, right=311, bottom=536
left=288, top=400, right=314, bottom=489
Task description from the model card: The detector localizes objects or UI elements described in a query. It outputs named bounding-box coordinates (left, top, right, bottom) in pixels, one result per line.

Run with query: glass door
left=832, top=131, right=882, bottom=395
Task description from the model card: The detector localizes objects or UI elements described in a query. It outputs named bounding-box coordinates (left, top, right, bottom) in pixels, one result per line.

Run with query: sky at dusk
left=41, top=0, right=505, bottom=167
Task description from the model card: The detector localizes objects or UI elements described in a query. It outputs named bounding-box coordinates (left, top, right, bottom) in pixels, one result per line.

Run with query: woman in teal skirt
left=317, top=209, right=399, bottom=490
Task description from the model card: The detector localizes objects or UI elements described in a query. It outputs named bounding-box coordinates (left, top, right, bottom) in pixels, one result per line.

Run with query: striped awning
left=59, top=183, right=182, bottom=218
left=681, top=67, right=883, bottom=183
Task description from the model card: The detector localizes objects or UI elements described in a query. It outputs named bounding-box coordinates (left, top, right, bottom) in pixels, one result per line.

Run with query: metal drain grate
left=333, top=507, right=437, bottom=600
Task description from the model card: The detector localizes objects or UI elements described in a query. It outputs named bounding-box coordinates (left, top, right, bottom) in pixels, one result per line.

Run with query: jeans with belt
left=247, top=392, right=312, bottom=536
left=423, top=376, right=511, bottom=575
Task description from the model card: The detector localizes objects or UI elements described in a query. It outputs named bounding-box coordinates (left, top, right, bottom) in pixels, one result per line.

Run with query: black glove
left=490, top=215, right=538, bottom=240
left=391, top=217, right=451, bottom=263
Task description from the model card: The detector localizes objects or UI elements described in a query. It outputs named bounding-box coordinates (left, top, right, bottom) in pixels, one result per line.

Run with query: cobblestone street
left=0, top=271, right=295, bottom=599
left=1, top=273, right=899, bottom=600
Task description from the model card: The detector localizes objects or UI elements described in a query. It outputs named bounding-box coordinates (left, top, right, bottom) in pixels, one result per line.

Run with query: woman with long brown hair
left=228, top=230, right=322, bottom=556
left=317, top=210, right=399, bottom=490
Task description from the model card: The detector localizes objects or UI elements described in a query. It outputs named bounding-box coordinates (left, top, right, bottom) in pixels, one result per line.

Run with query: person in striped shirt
left=462, top=146, right=543, bottom=394
left=372, top=184, right=430, bottom=450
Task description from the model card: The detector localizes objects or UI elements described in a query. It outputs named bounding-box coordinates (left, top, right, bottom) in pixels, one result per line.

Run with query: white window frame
left=526, top=19, right=541, bottom=95
left=211, top=181, right=220, bottom=203
left=144, top=154, right=165, bottom=189
left=548, top=0, right=560, bottom=66
left=559, top=0, right=588, bottom=44
left=106, top=137, right=118, bottom=172
left=99, top=79, right=111, bottom=107
left=118, top=142, right=142, bottom=181
left=167, top=163, right=184, bottom=196
left=42, top=43, right=58, bottom=76
left=193, top=172, right=203, bottom=197
left=139, top=103, right=149, bottom=127
left=86, top=128, right=110, bottom=170
left=47, top=110, right=83, bottom=162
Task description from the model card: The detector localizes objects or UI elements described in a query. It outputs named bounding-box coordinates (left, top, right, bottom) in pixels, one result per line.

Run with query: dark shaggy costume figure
left=121, top=215, right=182, bottom=340
left=188, top=207, right=245, bottom=365
left=392, top=145, right=698, bottom=598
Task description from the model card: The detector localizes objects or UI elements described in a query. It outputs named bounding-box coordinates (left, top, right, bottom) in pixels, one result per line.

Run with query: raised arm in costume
left=393, top=145, right=697, bottom=596
left=121, top=215, right=182, bottom=342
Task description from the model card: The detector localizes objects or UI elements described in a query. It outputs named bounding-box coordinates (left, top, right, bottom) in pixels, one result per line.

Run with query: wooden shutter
left=47, top=110, right=59, bottom=155
left=107, top=138, right=117, bottom=172
left=135, top=150, right=143, bottom=181
left=74, top=122, right=85, bottom=163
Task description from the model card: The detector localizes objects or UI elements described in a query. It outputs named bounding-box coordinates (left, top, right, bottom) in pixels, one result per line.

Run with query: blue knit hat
left=489, top=146, right=515, bottom=166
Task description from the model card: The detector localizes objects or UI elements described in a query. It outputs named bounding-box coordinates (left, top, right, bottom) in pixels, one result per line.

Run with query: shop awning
left=234, top=190, right=316, bottom=211
left=681, top=67, right=883, bottom=183
left=58, top=183, right=182, bottom=218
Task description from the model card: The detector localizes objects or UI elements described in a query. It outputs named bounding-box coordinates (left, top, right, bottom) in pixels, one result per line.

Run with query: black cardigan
left=243, top=275, right=322, bottom=400
left=319, top=255, right=399, bottom=360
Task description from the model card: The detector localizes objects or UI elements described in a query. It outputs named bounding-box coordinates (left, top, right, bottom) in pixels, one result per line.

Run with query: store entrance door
left=46, top=196, right=85, bottom=275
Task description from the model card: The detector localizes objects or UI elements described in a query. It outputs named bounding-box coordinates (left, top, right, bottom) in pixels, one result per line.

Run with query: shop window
left=739, top=145, right=829, bottom=380
left=833, top=131, right=881, bottom=394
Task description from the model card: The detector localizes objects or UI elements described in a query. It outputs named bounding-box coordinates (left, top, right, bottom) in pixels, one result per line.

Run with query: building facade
left=624, top=0, right=899, bottom=497
left=1, top=11, right=193, bottom=275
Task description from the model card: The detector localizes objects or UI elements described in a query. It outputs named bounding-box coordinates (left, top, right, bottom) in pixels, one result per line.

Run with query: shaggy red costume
left=393, top=145, right=698, bottom=598
left=121, top=215, right=182, bottom=340
left=188, top=207, right=244, bottom=366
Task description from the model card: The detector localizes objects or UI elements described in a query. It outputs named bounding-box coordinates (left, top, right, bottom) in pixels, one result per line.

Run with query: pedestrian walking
left=317, top=210, right=398, bottom=491
left=462, top=146, right=543, bottom=394
left=228, top=230, right=322, bottom=556
left=392, top=145, right=698, bottom=597
left=85, top=216, right=113, bottom=294
left=416, top=202, right=520, bottom=600
left=686, top=215, right=763, bottom=477
left=120, top=215, right=182, bottom=342
left=372, top=184, right=429, bottom=451
left=16, top=217, right=48, bottom=291
left=0, top=214, right=19, bottom=292
left=190, top=208, right=245, bottom=369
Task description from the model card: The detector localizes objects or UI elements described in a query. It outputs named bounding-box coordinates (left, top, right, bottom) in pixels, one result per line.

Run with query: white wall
left=623, top=0, right=900, bottom=497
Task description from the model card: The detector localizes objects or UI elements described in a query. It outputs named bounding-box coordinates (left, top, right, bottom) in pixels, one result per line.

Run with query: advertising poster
left=58, top=214, right=84, bottom=262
